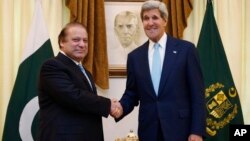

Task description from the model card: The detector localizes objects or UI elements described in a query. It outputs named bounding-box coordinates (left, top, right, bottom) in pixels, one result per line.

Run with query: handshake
left=110, top=99, right=123, bottom=119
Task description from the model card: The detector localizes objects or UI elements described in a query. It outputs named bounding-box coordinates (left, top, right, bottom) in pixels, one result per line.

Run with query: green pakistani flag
left=2, top=0, right=54, bottom=140
left=197, top=1, right=244, bottom=141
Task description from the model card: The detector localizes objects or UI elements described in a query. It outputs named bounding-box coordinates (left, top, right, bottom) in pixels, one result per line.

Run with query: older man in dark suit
left=37, top=22, right=118, bottom=141
left=112, top=1, right=206, bottom=141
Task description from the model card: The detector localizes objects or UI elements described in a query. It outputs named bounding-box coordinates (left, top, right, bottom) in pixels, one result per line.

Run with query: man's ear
left=163, top=19, right=168, bottom=27
left=59, top=41, right=64, bottom=49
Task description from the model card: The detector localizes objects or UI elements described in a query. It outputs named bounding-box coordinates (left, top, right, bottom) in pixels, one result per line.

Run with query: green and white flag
left=2, top=0, right=54, bottom=140
left=197, top=1, right=244, bottom=141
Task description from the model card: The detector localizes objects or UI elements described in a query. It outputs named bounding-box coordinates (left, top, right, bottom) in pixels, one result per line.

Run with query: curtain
left=162, top=0, right=193, bottom=38
left=0, top=0, right=67, bottom=140
left=66, top=0, right=109, bottom=89
left=183, top=0, right=250, bottom=124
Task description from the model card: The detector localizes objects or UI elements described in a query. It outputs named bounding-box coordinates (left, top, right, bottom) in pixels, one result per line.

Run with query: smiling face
left=142, top=9, right=167, bottom=42
left=60, top=25, right=88, bottom=62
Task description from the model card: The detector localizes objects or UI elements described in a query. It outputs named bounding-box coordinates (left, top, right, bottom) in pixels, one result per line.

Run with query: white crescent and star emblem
left=19, top=96, right=39, bottom=141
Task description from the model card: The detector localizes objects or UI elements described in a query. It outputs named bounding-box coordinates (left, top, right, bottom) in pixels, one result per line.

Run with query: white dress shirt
left=148, top=33, right=167, bottom=73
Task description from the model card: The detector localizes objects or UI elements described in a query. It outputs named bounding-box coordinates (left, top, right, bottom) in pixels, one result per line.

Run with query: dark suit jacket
left=118, top=35, right=206, bottom=141
left=37, top=53, right=111, bottom=141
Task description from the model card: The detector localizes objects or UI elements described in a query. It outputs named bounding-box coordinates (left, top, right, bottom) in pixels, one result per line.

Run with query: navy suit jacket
left=37, top=53, right=110, bottom=141
left=119, top=35, right=206, bottom=141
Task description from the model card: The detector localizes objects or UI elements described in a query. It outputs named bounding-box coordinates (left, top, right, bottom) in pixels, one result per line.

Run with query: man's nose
left=147, top=18, right=154, bottom=26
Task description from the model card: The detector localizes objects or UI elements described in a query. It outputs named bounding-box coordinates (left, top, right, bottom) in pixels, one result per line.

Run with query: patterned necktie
left=78, top=64, right=93, bottom=90
left=151, top=43, right=161, bottom=95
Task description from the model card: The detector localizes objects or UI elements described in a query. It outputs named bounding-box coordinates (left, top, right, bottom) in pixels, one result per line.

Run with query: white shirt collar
left=148, top=33, right=167, bottom=71
left=149, top=33, right=167, bottom=50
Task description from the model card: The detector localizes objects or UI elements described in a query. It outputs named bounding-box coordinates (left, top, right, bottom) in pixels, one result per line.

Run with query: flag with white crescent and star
left=2, top=0, right=54, bottom=140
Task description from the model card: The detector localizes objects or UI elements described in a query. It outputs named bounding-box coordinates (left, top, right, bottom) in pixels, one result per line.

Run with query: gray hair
left=140, top=0, right=168, bottom=21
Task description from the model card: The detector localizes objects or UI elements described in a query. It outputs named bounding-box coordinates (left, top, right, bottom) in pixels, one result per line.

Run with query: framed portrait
left=105, top=0, right=147, bottom=77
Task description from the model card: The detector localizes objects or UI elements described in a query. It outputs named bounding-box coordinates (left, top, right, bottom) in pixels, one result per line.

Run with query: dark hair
left=58, top=22, right=87, bottom=48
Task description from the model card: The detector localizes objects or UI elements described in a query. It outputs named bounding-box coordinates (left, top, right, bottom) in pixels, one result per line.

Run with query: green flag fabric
left=197, top=1, right=244, bottom=141
left=2, top=0, right=54, bottom=140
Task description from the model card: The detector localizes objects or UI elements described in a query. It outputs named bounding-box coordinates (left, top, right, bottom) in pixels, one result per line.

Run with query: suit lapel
left=84, top=69, right=97, bottom=94
left=137, top=42, right=157, bottom=98
left=143, top=44, right=154, bottom=91
left=158, top=36, right=179, bottom=96
left=56, top=53, right=96, bottom=93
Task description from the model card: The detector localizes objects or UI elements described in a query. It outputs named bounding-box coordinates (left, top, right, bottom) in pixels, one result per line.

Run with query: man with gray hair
left=111, top=0, right=206, bottom=140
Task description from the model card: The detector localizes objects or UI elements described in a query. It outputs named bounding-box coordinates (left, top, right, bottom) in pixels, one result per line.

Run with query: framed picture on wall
left=105, top=0, right=147, bottom=77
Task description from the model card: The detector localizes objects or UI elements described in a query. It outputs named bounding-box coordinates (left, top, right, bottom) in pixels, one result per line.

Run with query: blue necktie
left=151, top=43, right=161, bottom=95
left=79, top=64, right=93, bottom=90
